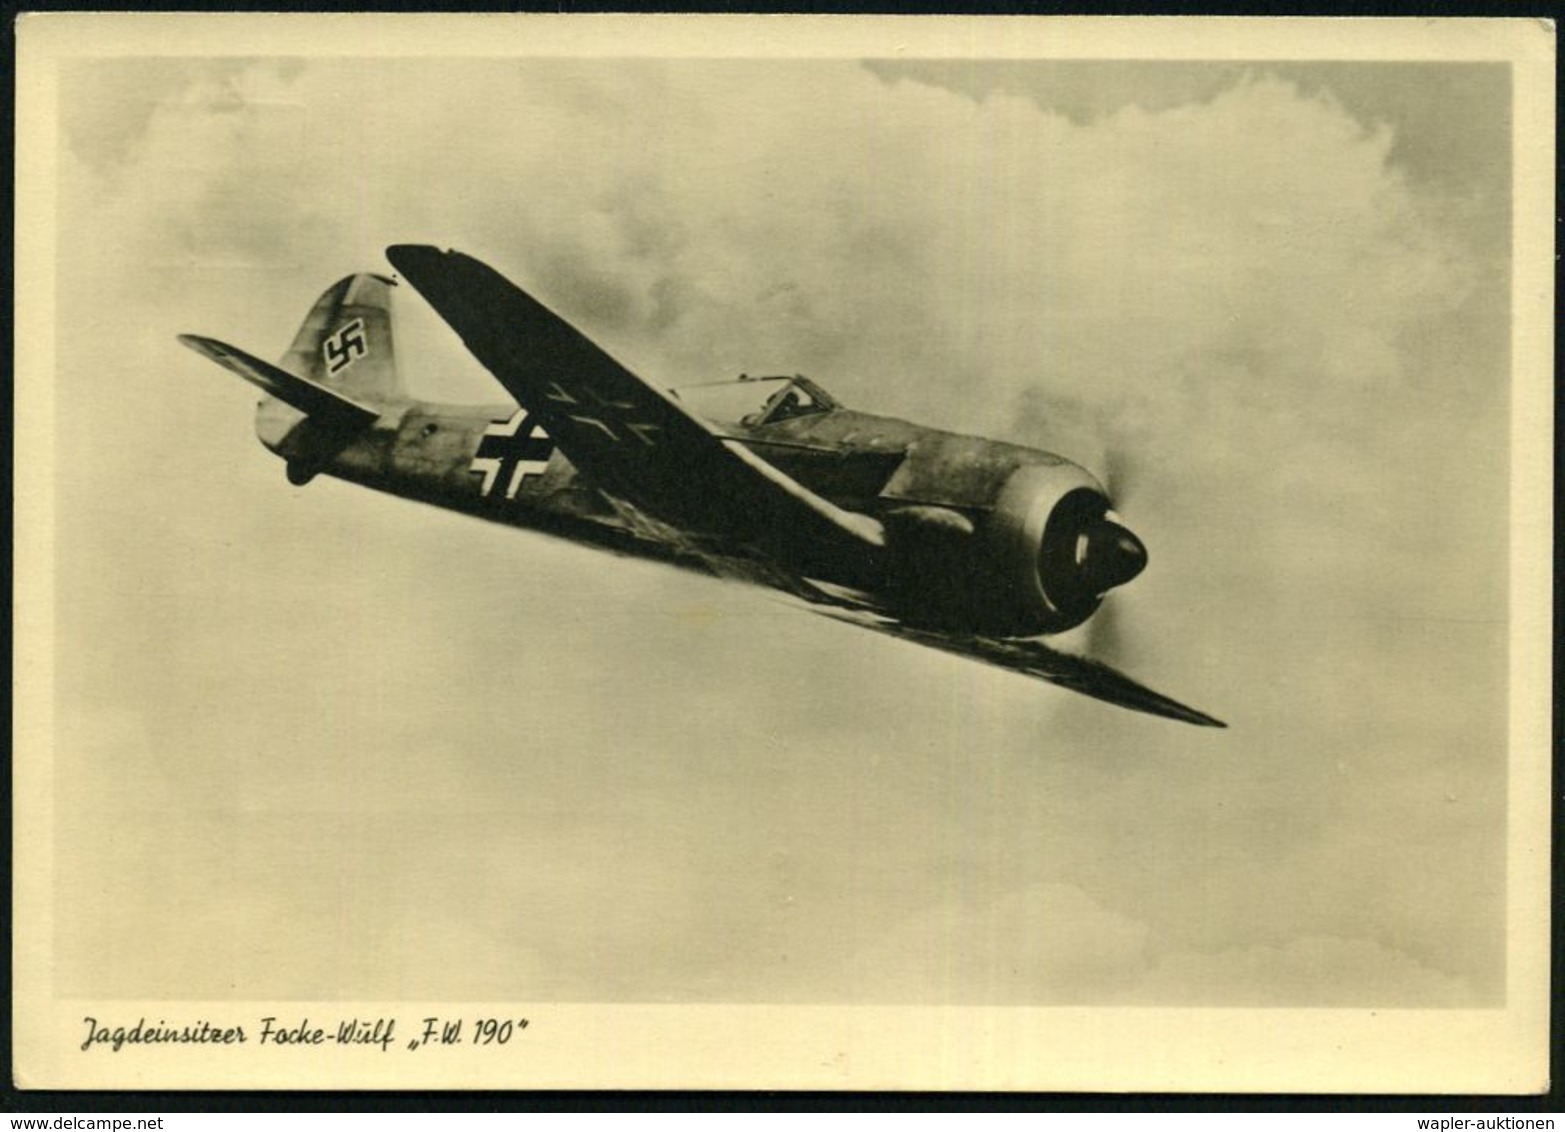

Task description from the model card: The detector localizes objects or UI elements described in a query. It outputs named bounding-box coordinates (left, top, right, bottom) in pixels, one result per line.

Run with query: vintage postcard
left=13, top=14, right=1554, bottom=1092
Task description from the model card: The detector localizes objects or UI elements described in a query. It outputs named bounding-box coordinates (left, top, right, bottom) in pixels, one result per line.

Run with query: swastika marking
left=322, top=319, right=368, bottom=376
left=470, top=408, right=555, bottom=500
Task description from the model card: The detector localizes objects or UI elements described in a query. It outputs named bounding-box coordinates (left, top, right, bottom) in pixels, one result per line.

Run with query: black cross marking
left=469, top=408, right=555, bottom=500
left=322, top=319, right=368, bottom=376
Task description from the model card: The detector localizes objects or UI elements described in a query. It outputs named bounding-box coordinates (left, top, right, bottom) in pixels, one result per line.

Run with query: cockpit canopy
left=670, top=374, right=840, bottom=428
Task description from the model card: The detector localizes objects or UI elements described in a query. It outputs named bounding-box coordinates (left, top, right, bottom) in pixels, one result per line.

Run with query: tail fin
left=280, top=273, right=406, bottom=403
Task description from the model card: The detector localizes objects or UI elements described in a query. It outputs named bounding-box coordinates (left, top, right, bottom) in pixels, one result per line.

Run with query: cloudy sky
left=45, top=49, right=1514, bottom=1008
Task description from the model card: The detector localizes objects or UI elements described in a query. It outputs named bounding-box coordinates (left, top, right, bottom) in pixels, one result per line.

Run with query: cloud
left=55, top=810, right=558, bottom=1000
left=71, top=62, right=1487, bottom=470
left=844, top=882, right=1150, bottom=1003
left=1136, top=934, right=1479, bottom=1007
left=844, top=882, right=1476, bottom=1006
left=53, top=58, right=1508, bottom=1006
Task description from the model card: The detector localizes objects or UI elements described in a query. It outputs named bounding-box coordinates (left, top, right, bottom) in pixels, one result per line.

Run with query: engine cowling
left=986, top=463, right=1146, bottom=634
left=882, top=461, right=1147, bottom=637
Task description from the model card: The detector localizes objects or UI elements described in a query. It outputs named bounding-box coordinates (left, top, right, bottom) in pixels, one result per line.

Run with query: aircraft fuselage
left=266, top=394, right=1096, bottom=607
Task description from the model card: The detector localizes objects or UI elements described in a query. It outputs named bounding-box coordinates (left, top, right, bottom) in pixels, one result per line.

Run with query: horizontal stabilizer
left=178, top=334, right=380, bottom=431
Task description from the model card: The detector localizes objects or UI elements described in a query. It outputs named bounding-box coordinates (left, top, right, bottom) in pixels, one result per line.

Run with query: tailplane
left=180, top=272, right=406, bottom=480
left=177, top=334, right=379, bottom=431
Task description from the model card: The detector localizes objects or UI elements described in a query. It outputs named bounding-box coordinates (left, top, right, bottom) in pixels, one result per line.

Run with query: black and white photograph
left=13, top=14, right=1553, bottom=1092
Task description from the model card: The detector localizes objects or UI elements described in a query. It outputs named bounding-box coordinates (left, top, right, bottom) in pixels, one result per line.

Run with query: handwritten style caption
left=79, top=1015, right=530, bottom=1054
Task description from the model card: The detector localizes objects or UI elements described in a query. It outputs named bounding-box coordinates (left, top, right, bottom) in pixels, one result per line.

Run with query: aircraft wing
left=808, top=605, right=1227, bottom=728
left=386, top=245, right=885, bottom=582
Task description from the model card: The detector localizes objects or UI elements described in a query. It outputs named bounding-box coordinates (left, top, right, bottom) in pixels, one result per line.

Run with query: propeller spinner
left=1076, top=513, right=1147, bottom=595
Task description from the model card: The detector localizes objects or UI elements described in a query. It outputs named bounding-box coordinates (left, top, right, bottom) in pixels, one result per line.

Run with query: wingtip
left=1161, top=699, right=1228, bottom=728
left=385, top=244, right=446, bottom=274
left=1122, top=674, right=1227, bottom=728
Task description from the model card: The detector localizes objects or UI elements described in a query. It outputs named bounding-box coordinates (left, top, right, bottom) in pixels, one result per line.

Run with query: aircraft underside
left=312, top=406, right=830, bottom=601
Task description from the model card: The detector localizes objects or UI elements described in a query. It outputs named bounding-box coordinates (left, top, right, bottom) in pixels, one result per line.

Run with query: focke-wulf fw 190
left=181, top=246, right=1223, bottom=726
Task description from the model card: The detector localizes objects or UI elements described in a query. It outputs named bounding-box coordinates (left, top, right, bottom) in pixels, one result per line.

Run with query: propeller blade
left=1090, top=594, right=1129, bottom=668
left=1102, top=447, right=1134, bottom=508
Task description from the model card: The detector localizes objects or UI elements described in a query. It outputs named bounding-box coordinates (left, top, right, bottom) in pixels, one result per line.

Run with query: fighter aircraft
left=179, top=246, right=1224, bottom=727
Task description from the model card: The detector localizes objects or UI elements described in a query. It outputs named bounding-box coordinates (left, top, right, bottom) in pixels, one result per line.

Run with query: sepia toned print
left=14, top=15, right=1552, bottom=1092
